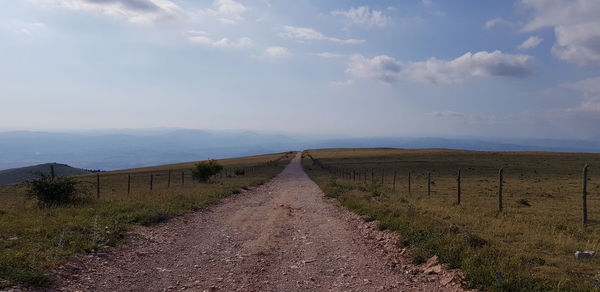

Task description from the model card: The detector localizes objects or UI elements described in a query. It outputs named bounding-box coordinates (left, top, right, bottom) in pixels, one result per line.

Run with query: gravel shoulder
left=51, top=154, right=466, bottom=291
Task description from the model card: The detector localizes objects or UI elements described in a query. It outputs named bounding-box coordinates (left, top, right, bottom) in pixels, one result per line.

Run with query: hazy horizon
left=3, top=127, right=600, bottom=141
left=2, top=128, right=600, bottom=172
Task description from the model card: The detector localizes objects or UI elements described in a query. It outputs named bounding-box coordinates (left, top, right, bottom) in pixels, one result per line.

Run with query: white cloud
left=331, top=6, right=392, bottom=28
left=279, top=26, right=365, bottom=45
left=522, top=0, right=600, bottom=65
left=186, top=29, right=209, bottom=36
left=428, top=111, right=465, bottom=118
left=265, top=46, right=289, bottom=57
left=329, top=38, right=365, bottom=45
left=518, top=36, right=543, bottom=49
left=563, top=76, right=600, bottom=112
left=13, top=21, right=46, bottom=35
left=569, top=98, right=600, bottom=112
left=484, top=18, right=512, bottom=29
left=347, top=51, right=535, bottom=84
left=279, top=26, right=325, bottom=41
left=47, top=0, right=181, bottom=23
left=208, top=0, right=246, bottom=24
left=317, top=52, right=345, bottom=58
left=347, top=55, right=403, bottom=83
left=187, top=31, right=252, bottom=48
left=328, top=79, right=353, bottom=87
left=564, top=76, right=600, bottom=96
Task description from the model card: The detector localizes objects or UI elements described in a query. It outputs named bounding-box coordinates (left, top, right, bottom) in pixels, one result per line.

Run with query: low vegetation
left=26, top=176, right=85, bottom=208
left=191, top=160, right=224, bottom=182
left=0, top=152, right=294, bottom=288
left=302, top=148, right=600, bottom=291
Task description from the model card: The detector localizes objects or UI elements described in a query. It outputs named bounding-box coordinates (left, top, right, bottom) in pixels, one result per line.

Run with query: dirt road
left=55, top=154, right=464, bottom=291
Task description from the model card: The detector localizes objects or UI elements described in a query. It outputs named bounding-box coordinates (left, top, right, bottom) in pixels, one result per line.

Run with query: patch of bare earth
left=48, top=154, right=467, bottom=291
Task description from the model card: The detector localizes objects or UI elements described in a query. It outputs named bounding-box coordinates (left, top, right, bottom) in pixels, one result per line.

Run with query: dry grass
left=0, top=152, right=295, bottom=288
left=303, top=148, right=600, bottom=291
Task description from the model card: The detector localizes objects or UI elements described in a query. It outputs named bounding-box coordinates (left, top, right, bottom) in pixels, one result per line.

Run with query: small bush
left=26, top=176, right=83, bottom=207
left=234, top=168, right=245, bottom=175
left=466, top=233, right=489, bottom=248
left=191, top=160, right=224, bottom=182
left=524, top=257, right=545, bottom=266
left=517, top=199, right=531, bottom=206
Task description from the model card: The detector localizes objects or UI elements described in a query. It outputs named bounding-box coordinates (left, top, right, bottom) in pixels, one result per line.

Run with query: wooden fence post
left=408, top=171, right=411, bottom=194
left=167, top=170, right=171, bottom=188
left=181, top=171, right=185, bottom=185
left=498, top=168, right=504, bottom=212
left=393, top=171, right=397, bottom=191
left=582, top=164, right=589, bottom=225
left=50, top=165, right=56, bottom=180
left=150, top=174, right=153, bottom=190
left=457, top=169, right=461, bottom=205
left=381, top=169, right=384, bottom=185
left=127, top=174, right=131, bottom=194
left=427, top=172, right=431, bottom=196
left=96, top=174, right=100, bottom=199
left=371, top=168, right=374, bottom=184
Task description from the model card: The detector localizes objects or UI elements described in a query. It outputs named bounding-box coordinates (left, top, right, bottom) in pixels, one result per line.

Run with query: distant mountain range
left=0, top=163, right=90, bottom=185
left=1, top=129, right=599, bottom=171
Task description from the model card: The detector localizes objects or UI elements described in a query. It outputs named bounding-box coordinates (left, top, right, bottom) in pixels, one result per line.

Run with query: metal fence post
left=457, top=169, right=461, bottom=205
left=498, top=168, right=504, bottom=212
left=583, top=164, right=589, bottom=225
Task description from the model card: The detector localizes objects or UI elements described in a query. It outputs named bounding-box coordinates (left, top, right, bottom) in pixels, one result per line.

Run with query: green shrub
left=191, top=160, right=224, bottom=182
left=234, top=168, right=245, bottom=175
left=26, top=176, right=83, bottom=208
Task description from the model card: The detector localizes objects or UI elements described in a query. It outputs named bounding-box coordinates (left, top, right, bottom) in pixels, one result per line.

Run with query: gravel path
left=53, top=154, right=466, bottom=291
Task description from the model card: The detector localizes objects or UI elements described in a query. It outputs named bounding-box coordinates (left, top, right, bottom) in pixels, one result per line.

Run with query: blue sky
left=1, top=0, right=599, bottom=139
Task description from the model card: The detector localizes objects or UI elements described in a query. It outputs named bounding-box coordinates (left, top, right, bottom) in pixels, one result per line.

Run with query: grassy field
left=302, top=148, right=600, bottom=291
left=0, top=152, right=295, bottom=288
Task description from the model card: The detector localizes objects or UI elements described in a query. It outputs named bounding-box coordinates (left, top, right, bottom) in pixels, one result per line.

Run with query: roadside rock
left=424, top=264, right=443, bottom=275
left=575, top=250, right=596, bottom=259
left=425, top=256, right=439, bottom=268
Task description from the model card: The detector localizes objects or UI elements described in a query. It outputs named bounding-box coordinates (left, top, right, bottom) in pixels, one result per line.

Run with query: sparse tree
left=191, top=160, right=223, bottom=182
left=27, top=175, right=83, bottom=207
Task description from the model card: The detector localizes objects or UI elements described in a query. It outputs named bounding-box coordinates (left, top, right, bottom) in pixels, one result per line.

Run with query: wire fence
left=41, top=154, right=293, bottom=201
left=306, top=153, right=595, bottom=225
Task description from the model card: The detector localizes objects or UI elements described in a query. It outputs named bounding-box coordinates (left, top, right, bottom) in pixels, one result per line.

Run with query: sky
left=1, top=0, right=600, bottom=139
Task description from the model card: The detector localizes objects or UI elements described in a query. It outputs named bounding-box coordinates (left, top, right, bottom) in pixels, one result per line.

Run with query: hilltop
left=0, top=163, right=90, bottom=185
